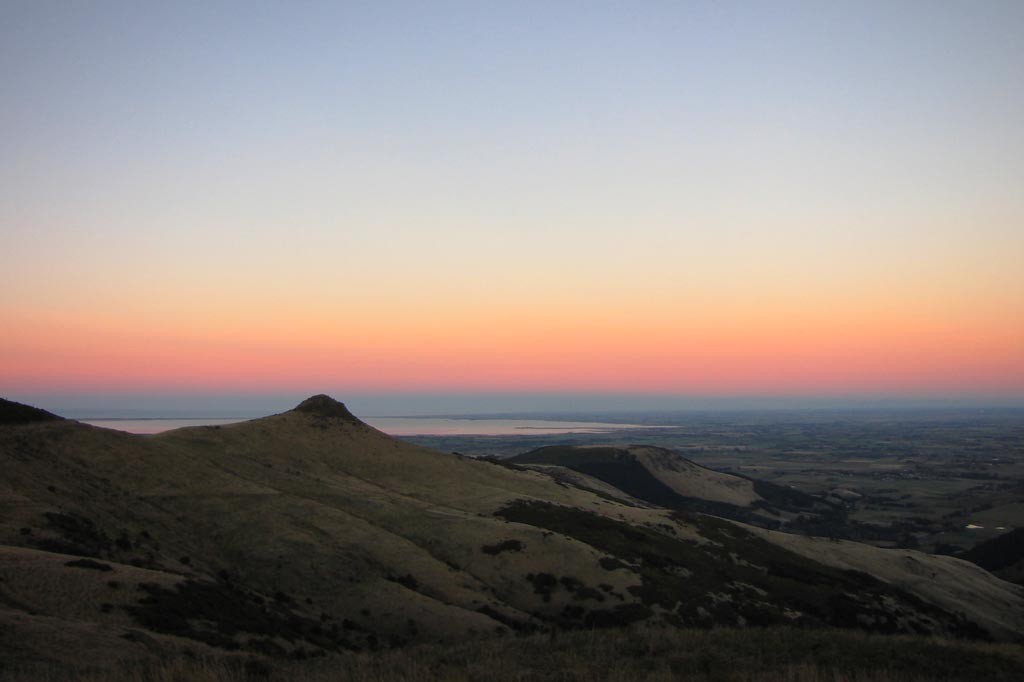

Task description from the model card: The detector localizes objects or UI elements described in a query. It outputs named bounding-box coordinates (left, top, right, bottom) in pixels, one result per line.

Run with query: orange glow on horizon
left=4, top=290, right=1021, bottom=395
left=4, top=3, right=1024, bottom=403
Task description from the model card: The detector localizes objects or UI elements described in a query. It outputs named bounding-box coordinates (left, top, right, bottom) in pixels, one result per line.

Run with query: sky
left=2, top=1, right=1023, bottom=414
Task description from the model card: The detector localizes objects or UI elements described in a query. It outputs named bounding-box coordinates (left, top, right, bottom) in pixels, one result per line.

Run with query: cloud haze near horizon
left=2, top=2, right=1022, bottom=400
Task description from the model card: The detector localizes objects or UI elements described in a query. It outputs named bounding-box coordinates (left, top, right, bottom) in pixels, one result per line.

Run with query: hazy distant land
left=79, top=416, right=664, bottom=436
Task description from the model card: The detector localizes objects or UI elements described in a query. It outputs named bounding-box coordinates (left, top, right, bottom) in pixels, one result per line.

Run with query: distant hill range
left=2, top=395, right=1022, bottom=671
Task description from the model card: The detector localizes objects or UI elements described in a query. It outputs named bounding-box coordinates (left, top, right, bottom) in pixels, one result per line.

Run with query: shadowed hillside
left=962, top=528, right=1024, bottom=585
left=509, top=445, right=835, bottom=530
left=0, top=398, right=62, bottom=425
left=2, top=396, right=1023, bottom=677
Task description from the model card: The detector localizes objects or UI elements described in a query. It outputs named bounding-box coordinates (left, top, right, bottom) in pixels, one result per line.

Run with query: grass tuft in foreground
left=4, top=626, right=1022, bottom=682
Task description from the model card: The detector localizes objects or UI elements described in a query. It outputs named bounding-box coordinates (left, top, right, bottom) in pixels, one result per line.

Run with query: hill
left=961, top=527, right=1024, bottom=585
left=509, top=444, right=834, bottom=529
left=2, top=395, right=1023, bottom=676
left=0, top=397, right=62, bottom=425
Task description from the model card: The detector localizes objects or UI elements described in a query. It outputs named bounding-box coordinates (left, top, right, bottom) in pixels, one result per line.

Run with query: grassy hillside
left=4, top=627, right=1023, bottom=682
left=2, top=395, right=1023, bottom=675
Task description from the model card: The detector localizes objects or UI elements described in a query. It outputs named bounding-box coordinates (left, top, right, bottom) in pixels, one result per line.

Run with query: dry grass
left=4, top=627, right=1022, bottom=682
left=4, top=407, right=1024, bottom=647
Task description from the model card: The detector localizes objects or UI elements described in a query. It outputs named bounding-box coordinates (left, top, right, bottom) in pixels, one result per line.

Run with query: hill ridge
left=0, top=397, right=63, bottom=425
left=292, top=394, right=361, bottom=422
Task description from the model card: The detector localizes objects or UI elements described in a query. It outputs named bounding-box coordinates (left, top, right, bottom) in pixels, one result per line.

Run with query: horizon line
left=6, top=390, right=1024, bottom=420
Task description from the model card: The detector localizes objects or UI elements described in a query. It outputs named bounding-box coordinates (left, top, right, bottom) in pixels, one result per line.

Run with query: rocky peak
left=293, top=395, right=361, bottom=423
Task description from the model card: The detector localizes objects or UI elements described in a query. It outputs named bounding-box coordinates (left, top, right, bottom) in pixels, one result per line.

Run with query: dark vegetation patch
left=476, top=605, right=533, bottom=633
left=386, top=574, right=419, bottom=591
left=497, top=500, right=988, bottom=638
left=479, top=456, right=529, bottom=472
left=525, top=572, right=558, bottom=601
left=481, top=539, right=524, bottom=555
left=560, top=576, right=605, bottom=602
left=748, top=478, right=821, bottom=509
left=599, top=556, right=629, bottom=571
left=513, top=446, right=709, bottom=508
left=38, top=512, right=111, bottom=557
left=0, top=398, right=63, bottom=425
left=526, top=574, right=608, bottom=604
left=126, top=580, right=360, bottom=655
left=785, top=508, right=938, bottom=546
left=64, top=558, right=113, bottom=571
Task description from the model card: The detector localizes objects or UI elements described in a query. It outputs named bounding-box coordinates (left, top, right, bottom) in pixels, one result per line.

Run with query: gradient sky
left=2, top=2, right=1023, bottom=412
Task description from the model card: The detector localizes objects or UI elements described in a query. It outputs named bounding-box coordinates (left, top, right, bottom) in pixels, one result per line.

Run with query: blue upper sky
left=3, top=2, right=1023, bottom=413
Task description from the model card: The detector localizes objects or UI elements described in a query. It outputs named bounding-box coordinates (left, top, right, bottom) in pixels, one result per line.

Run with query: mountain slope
left=0, top=398, right=62, bottom=425
left=2, top=395, right=1023, bottom=671
left=961, top=528, right=1024, bottom=585
left=509, top=444, right=829, bottom=528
